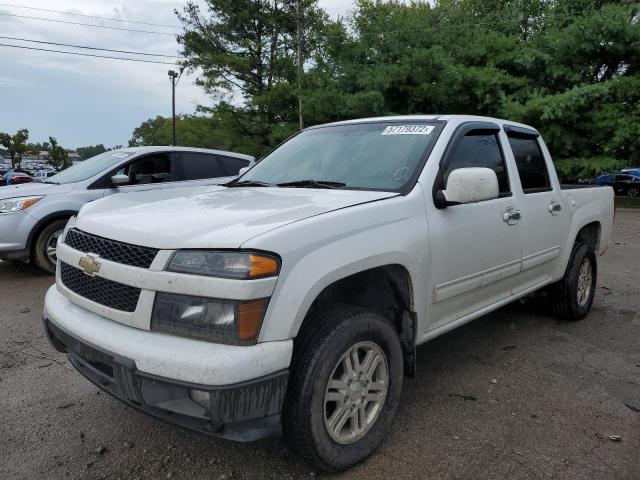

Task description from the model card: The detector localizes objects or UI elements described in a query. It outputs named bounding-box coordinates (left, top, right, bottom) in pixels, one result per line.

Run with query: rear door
left=505, top=126, right=568, bottom=292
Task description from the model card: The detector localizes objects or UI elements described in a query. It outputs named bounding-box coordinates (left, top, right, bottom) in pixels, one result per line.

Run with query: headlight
left=167, top=250, right=280, bottom=279
left=151, top=292, right=268, bottom=344
left=0, top=196, right=43, bottom=213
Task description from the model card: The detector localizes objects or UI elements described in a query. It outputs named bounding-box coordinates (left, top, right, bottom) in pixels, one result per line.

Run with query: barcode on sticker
left=381, top=125, right=434, bottom=136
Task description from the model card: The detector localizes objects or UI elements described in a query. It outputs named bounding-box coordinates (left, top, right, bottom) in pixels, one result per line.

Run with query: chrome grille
left=64, top=228, right=158, bottom=269
left=60, top=262, right=141, bottom=312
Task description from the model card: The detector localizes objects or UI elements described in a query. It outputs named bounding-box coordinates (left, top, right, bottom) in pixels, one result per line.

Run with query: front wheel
left=627, top=186, right=639, bottom=197
left=549, top=242, right=597, bottom=320
left=283, top=305, right=404, bottom=472
left=33, top=219, right=68, bottom=274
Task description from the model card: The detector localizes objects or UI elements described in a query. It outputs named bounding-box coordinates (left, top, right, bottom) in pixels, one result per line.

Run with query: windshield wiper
left=43, top=181, right=60, bottom=184
left=226, top=179, right=275, bottom=187
left=277, top=179, right=346, bottom=189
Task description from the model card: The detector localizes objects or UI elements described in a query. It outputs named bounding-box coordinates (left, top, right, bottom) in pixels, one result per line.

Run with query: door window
left=174, top=153, right=226, bottom=181
left=615, top=175, right=633, bottom=182
left=508, top=136, right=551, bottom=193
left=115, top=153, right=172, bottom=185
left=444, top=133, right=510, bottom=195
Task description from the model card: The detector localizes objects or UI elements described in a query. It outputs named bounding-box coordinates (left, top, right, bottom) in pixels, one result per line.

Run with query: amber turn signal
left=237, top=298, right=269, bottom=341
left=248, top=254, right=280, bottom=278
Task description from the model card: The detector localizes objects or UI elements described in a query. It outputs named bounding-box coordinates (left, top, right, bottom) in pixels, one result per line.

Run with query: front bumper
left=44, top=317, right=289, bottom=441
left=44, top=284, right=293, bottom=441
left=0, top=210, right=34, bottom=259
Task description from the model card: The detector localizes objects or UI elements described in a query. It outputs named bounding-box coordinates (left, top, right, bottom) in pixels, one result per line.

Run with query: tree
left=176, top=0, right=324, bottom=150
left=158, top=0, right=640, bottom=172
left=47, top=137, right=71, bottom=170
left=76, top=144, right=107, bottom=160
left=0, top=129, right=29, bottom=168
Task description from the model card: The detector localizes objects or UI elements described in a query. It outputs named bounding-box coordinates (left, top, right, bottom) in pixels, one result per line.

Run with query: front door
left=423, top=124, right=524, bottom=335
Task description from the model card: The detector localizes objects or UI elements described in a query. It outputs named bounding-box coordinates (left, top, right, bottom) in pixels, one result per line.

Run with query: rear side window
left=175, top=153, right=225, bottom=180
left=445, top=133, right=510, bottom=194
left=220, top=156, right=250, bottom=176
left=508, top=136, right=551, bottom=192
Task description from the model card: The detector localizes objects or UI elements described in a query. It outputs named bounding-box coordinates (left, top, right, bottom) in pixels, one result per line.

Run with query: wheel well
left=574, top=221, right=600, bottom=252
left=28, top=212, right=75, bottom=257
left=300, top=265, right=417, bottom=376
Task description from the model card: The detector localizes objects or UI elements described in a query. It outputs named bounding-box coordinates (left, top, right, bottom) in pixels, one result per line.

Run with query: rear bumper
left=44, top=317, right=289, bottom=441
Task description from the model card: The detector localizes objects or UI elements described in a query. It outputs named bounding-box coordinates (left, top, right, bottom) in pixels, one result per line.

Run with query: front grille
left=64, top=228, right=158, bottom=269
left=60, top=262, right=141, bottom=312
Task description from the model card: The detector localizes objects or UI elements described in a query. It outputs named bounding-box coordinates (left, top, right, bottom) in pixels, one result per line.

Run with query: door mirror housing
left=441, top=167, right=499, bottom=205
left=238, top=166, right=250, bottom=176
left=110, top=174, right=130, bottom=186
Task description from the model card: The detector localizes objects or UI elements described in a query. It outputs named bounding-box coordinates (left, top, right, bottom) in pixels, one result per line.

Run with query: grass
left=615, top=196, right=640, bottom=209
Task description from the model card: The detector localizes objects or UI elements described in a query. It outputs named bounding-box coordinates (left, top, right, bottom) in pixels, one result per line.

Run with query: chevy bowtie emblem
left=78, top=255, right=101, bottom=276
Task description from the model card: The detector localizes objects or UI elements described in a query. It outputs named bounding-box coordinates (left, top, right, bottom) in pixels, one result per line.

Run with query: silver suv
left=0, top=146, right=253, bottom=273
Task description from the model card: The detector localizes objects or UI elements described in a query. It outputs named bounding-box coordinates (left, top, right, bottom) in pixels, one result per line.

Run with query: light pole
left=168, top=70, right=178, bottom=146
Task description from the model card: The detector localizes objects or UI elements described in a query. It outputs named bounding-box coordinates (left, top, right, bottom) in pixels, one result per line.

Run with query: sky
left=0, top=0, right=356, bottom=149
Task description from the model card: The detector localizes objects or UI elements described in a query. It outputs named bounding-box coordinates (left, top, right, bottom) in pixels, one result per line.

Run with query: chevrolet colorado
left=43, top=115, right=614, bottom=471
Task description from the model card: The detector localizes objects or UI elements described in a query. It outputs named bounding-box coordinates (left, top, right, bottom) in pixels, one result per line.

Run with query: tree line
left=0, top=127, right=112, bottom=170
left=129, top=0, right=639, bottom=180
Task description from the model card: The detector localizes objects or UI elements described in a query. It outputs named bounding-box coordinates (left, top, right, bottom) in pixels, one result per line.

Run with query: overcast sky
left=0, top=0, right=356, bottom=149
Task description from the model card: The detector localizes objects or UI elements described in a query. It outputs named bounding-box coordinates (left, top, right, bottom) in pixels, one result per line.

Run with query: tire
left=32, top=219, right=68, bottom=274
left=549, top=242, right=597, bottom=320
left=627, top=187, right=639, bottom=197
left=283, top=304, right=404, bottom=472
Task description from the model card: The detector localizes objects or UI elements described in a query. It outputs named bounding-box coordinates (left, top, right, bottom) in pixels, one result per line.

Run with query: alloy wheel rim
left=46, top=229, right=63, bottom=264
left=576, top=258, right=592, bottom=306
left=629, top=188, right=639, bottom=197
left=323, top=341, right=389, bottom=444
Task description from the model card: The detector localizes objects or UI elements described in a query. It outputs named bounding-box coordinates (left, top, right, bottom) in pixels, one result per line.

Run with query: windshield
left=46, top=150, right=133, bottom=184
left=241, top=121, right=440, bottom=191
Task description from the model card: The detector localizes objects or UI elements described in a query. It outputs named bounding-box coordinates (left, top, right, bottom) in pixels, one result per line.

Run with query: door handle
left=548, top=200, right=562, bottom=215
left=503, top=207, right=521, bottom=225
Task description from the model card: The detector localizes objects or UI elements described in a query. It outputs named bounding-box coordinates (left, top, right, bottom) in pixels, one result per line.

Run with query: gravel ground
left=1, top=210, right=639, bottom=480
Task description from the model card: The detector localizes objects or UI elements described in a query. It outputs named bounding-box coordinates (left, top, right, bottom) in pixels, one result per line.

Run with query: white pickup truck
left=43, top=115, right=614, bottom=471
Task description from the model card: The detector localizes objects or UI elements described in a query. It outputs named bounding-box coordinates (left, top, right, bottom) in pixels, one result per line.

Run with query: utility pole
left=295, top=0, right=304, bottom=130
left=168, top=70, right=178, bottom=146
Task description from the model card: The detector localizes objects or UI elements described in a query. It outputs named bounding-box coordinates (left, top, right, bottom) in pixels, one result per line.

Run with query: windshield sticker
left=381, top=125, right=434, bottom=136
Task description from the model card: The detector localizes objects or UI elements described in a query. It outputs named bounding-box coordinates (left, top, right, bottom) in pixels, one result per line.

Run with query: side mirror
left=110, top=174, right=130, bottom=186
left=441, top=167, right=499, bottom=205
left=238, top=166, right=250, bottom=176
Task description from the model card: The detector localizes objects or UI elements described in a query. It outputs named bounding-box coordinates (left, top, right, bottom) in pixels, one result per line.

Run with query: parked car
left=593, top=173, right=615, bottom=186
left=43, top=115, right=614, bottom=471
left=0, top=146, right=254, bottom=273
left=10, top=172, right=34, bottom=185
left=593, top=173, right=640, bottom=197
left=32, top=170, right=58, bottom=182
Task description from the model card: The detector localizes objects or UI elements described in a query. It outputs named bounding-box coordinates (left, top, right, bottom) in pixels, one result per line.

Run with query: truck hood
left=0, top=182, right=75, bottom=199
left=76, top=187, right=398, bottom=249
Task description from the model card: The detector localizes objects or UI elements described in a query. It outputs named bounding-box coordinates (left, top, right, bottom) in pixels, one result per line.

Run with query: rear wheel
left=283, top=305, right=403, bottom=472
left=549, top=242, right=597, bottom=320
left=627, top=186, right=639, bottom=197
left=33, top=219, right=68, bottom=274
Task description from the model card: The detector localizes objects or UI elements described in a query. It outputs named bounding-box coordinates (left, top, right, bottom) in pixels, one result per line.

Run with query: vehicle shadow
left=0, top=259, right=52, bottom=279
